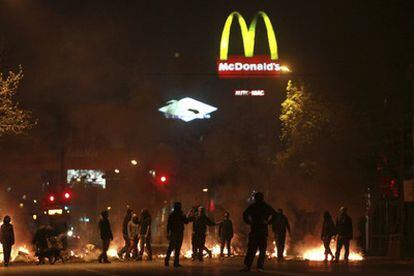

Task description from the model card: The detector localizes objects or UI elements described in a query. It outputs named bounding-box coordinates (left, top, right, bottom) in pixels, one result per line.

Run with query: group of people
left=116, top=208, right=153, bottom=262
left=164, top=194, right=290, bottom=269
left=321, top=207, right=353, bottom=263
left=97, top=208, right=153, bottom=264
left=0, top=191, right=353, bottom=271
left=164, top=203, right=235, bottom=267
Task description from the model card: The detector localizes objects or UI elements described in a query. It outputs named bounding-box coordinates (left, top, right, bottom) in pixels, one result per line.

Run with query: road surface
left=0, top=257, right=414, bottom=275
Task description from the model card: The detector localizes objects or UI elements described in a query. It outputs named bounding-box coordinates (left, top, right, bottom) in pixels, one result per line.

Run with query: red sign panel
left=217, top=55, right=284, bottom=78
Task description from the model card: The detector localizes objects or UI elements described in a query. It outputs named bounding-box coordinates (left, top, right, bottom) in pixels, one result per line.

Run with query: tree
left=0, top=66, right=34, bottom=136
left=276, top=80, right=332, bottom=176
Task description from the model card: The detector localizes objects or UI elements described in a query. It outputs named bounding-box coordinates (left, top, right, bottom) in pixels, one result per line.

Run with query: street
left=1, top=257, right=414, bottom=275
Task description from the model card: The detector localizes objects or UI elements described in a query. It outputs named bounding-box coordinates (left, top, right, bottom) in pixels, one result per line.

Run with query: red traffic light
left=157, top=175, right=168, bottom=185
left=49, top=195, right=55, bottom=202
left=64, top=192, right=71, bottom=199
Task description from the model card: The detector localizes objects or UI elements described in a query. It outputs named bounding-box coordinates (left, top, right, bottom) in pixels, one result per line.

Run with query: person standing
left=98, top=210, right=113, bottom=263
left=321, top=211, right=336, bottom=261
left=272, top=208, right=291, bottom=262
left=188, top=206, right=215, bottom=261
left=165, top=202, right=189, bottom=267
left=137, top=209, right=152, bottom=261
left=0, top=216, right=15, bottom=267
left=218, top=211, right=233, bottom=257
left=334, top=207, right=353, bottom=263
left=118, top=208, right=133, bottom=259
left=126, top=214, right=139, bottom=259
left=241, top=192, right=275, bottom=272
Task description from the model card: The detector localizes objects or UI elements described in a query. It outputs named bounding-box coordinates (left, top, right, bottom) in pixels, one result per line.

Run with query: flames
left=107, top=247, right=119, bottom=258
left=301, top=244, right=363, bottom=261
left=1, top=240, right=363, bottom=263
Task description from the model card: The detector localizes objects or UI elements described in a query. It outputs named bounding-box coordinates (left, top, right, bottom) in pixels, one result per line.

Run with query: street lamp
left=114, top=169, right=120, bottom=174
left=203, top=188, right=208, bottom=192
left=131, top=159, right=138, bottom=166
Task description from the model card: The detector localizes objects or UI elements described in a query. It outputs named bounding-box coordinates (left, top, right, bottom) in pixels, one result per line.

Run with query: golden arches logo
left=219, top=11, right=278, bottom=60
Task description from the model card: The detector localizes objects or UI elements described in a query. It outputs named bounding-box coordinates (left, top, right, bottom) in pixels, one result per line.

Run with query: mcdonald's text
left=217, top=55, right=288, bottom=78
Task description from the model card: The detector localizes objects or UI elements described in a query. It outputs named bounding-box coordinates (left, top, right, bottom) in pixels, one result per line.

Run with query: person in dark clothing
left=272, top=208, right=291, bottom=262
left=218, top=211, right=233, bottom=257
left=188, top=206, right=216, bottom=261
left=0, top=216, right=15, bottom=267
left=165, top=202, right=189, bottom=267
left=241, top=192, right=275, bottom=272
left=188, top=206, right=213, bottom=259
left=98, top=210, right=113, bottom=263
left=118, top=208, right=133, bottom=259
left=334, top=207, right=353, bottom=263
left=32, top=225, right=54, bottom=265
left=321, top=211, right=336, bottom=261
left=137, top=209, right=152, bottom=261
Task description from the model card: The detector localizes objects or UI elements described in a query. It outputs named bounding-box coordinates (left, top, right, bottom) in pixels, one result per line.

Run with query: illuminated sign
left=48, top=209, right=63, bottom=215
left=158, top=97, right=218, bottom=122
left=67, top=169, right=106, bottom=189
left=234, top=89, right=265, bottom=96
left=217, top=11, right=290, bottom=78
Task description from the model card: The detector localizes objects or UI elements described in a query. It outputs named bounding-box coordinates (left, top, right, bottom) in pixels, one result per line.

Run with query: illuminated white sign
left=67, top=169, right=106, bottom=189
left=234, top=89, right=265, bottom=96
left=158, top=97, right=218, bottom=122
left=48, top=209, right=63, bottom=215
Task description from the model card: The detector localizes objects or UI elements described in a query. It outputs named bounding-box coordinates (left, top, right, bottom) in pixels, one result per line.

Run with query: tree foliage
left=276, top=80, right=332, bottom=175
left=0, top=66, right=35, bottom=136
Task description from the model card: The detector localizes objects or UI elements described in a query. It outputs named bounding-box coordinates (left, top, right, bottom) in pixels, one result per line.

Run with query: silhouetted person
left=321, top=211, right=336, bottom=261
left=165, top=202, right=189, bottom=267
left=0, top=216, right=14, bottom=267
left=137, top=209, right=152, bottom=261
left=334, top=207, right=353, bottom=263
left=118, top=208, right=133, bottom=259
left=126, top=214, right=139, bottom=259
left=272, top=208, right=291, bottom=262
left=98, top=210, right=113, bottom=263
left=188, top=206, right=215, bottom=261
left=242, top=192, right=275, bottom=272
left=32, top=225, right=53, bottom=265
left=218, top=211, right=233, bottom=257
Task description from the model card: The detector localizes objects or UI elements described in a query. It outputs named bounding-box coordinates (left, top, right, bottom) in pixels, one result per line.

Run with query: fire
left=301, top=244, right=363, bottom=261
left=107, top=246, right=119, bottom=259
left=17, top=245, right=30, bottom=255
left=181, top=243, right=231, bottom=259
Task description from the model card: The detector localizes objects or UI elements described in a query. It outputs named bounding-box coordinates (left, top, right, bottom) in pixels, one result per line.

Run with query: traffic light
left=159, top=175, right=168, bottom=184
left=64, top=192, right=71, bottom=200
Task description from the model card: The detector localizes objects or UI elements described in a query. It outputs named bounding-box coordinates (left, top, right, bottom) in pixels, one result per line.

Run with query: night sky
left=0, top=0, right=413, bottom=208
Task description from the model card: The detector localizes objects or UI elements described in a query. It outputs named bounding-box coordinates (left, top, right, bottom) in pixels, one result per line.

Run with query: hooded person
left=98, top=210, right=113, bottom=263
left=165, top=202, right=189, bottom=267
left=118, top=208, right=133, bottom=259
left=0, top=216, right=15, bottom=267
left=241, top=192, right=275, bottom=272
left=126, top=214, right=139, bottom=259
left=334, top=207, right=353, bottom=263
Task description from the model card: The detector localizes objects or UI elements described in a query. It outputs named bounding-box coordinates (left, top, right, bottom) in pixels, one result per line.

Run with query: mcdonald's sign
left=217, top=11, right=290, bottom=78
